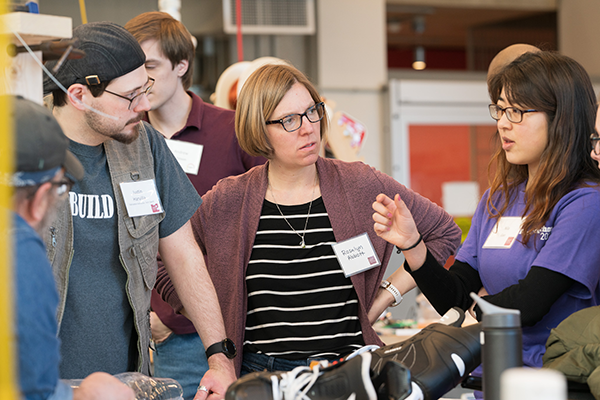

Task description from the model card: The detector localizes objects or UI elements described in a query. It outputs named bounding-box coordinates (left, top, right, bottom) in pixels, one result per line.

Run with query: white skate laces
left=270, top=364, right=322, bottom=400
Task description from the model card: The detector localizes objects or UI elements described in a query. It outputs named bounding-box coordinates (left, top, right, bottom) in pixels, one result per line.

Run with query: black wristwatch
left=206, top=338, right=237, bottom=359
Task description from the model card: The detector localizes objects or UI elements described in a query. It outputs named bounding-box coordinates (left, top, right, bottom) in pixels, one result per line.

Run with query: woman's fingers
left=375, top=193, right=394, bottom=206
left=373, top=194, right=397, bottom=215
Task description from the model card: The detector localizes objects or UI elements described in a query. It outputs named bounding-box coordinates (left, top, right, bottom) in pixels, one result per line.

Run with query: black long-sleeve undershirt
left=406, top=249, right=575, bottom=327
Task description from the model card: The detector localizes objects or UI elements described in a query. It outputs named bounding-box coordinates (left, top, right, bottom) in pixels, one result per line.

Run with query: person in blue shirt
left=9, top=95, right=134, bottom=400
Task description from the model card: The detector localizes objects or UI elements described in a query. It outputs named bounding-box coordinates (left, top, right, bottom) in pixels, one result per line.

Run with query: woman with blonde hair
left=157, top=63, right=461, bottom=377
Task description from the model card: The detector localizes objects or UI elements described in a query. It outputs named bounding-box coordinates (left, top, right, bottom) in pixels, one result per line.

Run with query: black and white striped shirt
left=244, top=197, right=364, bottom=360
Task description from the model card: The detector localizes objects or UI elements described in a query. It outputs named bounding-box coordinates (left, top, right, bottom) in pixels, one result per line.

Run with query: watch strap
left=205, top=339, right=236, bottom=359
left=380, top=280, right=403, bottom=307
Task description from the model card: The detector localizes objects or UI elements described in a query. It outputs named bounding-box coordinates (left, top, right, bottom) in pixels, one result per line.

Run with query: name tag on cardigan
left=119, top=179, right=164, bottom=217
left=165, top=139, right=203, bottom=175
left=482, top=216, right=523, bottom=249
left=332, top=233, right=381, bottom=277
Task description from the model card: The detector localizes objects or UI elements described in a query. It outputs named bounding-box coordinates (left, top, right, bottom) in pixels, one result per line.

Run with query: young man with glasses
left=123, top=12, right=266, bottom=400
left=43, top=22, right=235, bottom=398
left=9, top=95, right=135, bottom=400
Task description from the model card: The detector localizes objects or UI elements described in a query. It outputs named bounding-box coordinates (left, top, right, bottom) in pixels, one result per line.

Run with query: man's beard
left=84, top=109, right=143, bottom=145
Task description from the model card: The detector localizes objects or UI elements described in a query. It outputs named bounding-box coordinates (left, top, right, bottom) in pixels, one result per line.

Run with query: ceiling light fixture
left=413, top=45, right=426, bottom=70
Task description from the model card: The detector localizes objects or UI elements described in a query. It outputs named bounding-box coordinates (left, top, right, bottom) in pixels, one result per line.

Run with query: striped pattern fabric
left=244, top=197, right=365, bottom=360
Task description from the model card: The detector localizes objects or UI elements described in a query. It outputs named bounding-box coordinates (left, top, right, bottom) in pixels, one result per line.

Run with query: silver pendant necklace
left=268, top=172, right=318, bottom=249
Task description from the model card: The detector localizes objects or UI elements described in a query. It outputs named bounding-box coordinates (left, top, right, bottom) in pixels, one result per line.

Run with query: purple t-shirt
left=457, top=182, right=600, bottom=367
left=149, top=92, right=266, bottom=334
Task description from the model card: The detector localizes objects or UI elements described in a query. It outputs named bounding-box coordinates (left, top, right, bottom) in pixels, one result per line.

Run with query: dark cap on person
left=11, top=96, right=84, bottom=186
left=43, top=21, right=146, bottom=94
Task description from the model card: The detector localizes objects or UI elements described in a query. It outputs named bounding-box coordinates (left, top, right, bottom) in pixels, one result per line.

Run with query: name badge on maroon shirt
left=165, top=139, right=204, bottom=175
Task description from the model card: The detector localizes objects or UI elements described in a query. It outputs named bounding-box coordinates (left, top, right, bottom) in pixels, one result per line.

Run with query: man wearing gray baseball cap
left=9, top=95, right=135, bottom=400
left=12, top=96, right=83, bottom=187
left=43, top=22, right=235, bottom=399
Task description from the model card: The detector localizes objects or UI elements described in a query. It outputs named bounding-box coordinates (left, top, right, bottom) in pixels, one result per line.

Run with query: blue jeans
left=153, top=333, right=208, bottom=400
left=241, top=352, right=332, bottom=376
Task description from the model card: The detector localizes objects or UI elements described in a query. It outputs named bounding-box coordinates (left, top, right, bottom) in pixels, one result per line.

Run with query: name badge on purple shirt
left=482, top=216, right=523, bottom=249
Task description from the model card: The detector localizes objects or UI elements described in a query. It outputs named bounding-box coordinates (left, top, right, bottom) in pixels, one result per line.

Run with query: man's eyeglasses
left=488, top=104, right=539, bottom=124
left=24, top=178, right=74, bottom=200
left=104, top=78, right=155, bottom=110
left=591, top=132, right=600, bottom=156
left=49, top=178, right=74, bottom=196
left=266, top=102, right=325, bottom=133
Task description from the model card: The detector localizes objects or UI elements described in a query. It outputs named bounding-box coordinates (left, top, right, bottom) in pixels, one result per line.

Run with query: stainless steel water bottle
left=471, top=293, right=522, bottom=400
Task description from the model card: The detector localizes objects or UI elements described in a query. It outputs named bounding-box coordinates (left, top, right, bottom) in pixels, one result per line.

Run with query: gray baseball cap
left=11, top=95, right=84, bottom=186
left=43, top=21, right=146, bottom=93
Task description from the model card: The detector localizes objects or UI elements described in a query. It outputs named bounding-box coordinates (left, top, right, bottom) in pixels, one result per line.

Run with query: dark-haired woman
left=373, top=50, right=600, bottom=368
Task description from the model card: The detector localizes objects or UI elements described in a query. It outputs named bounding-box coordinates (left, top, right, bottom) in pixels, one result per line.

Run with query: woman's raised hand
left=372, top=193, right=421, bottom=249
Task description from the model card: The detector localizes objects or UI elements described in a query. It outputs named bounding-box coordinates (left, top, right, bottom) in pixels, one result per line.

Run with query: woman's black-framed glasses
left=266, top=102, right=325, bottom=133
left=488, top=104, right=539, bottom=124
left=105, top=78, right=155, bottom=110
left=591, top=132, right=600, bottom=156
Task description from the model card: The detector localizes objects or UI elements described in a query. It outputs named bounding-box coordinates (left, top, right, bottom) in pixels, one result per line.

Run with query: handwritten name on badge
left=165, top=139, right=204, bottom=175
left=341, top=245, right=366, bottom=260
left=119, top=179, right=164, bottom=218
left=332, top=233, right=381, bottom=277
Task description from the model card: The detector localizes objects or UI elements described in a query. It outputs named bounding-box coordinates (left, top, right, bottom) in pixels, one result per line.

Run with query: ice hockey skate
left=369, top=308, right=481, bottom=400
left=225, top=351, right=412, bottom=400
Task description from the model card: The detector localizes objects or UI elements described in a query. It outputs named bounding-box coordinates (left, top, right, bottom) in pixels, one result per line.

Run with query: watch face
left=224, top=339, right=237, bottom=358
left=206, top=338, right=237, bottom=359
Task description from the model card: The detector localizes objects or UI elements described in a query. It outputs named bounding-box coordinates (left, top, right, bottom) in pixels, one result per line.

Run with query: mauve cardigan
left=156, top=156, right=461, bottom=375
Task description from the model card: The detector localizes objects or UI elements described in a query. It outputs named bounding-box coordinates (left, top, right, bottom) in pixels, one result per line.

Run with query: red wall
left=408, top=124, right=497, bottom=268
left=409, top=125, right=471, bottom=207
left=408, top=124, right=497, bottom=207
